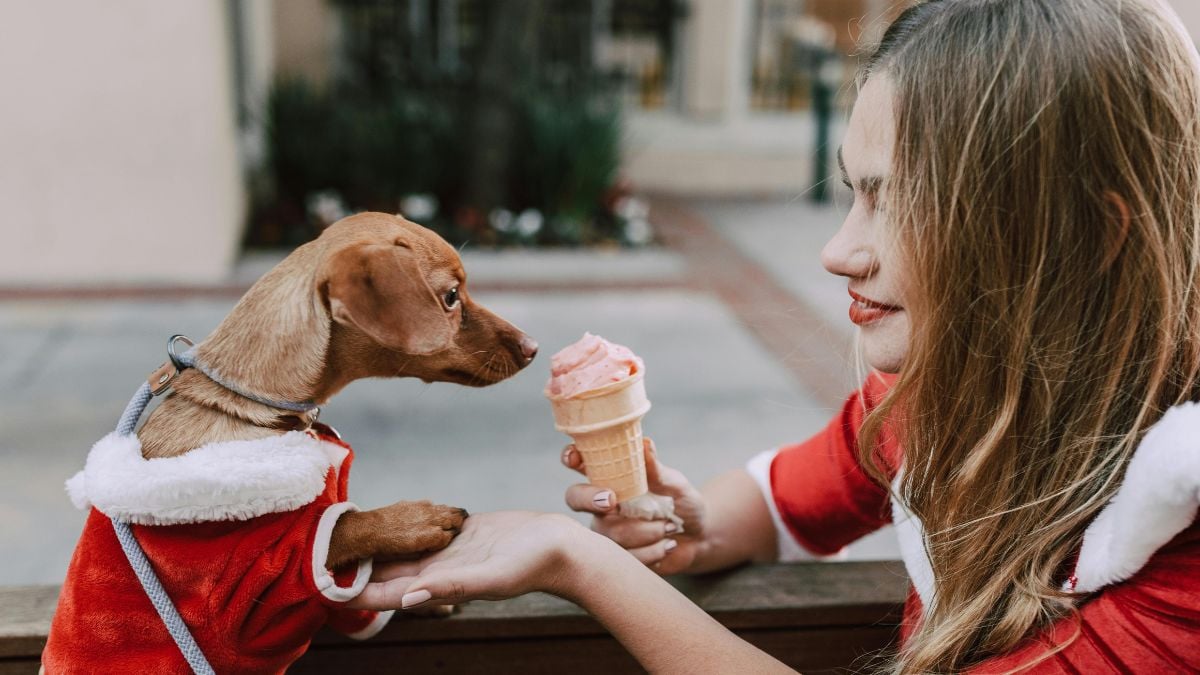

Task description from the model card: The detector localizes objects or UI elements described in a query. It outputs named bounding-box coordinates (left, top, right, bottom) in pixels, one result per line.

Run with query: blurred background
left=1, top=1, right=1197, bottom=586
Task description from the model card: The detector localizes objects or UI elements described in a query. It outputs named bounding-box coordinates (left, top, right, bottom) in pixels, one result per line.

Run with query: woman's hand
left=350, top=508, right=794, bottom=674
left=347, top=511, right=592, bottom=611
left=563, top=438, right=709, bottom=575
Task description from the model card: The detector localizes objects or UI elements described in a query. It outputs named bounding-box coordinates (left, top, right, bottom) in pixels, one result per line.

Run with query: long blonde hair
left=858, top=0, right=1200, bottom=671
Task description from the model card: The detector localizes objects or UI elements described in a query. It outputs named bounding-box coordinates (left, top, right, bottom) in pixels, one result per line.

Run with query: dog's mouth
left=440, top=359, right=525, bottom=387
left=440, top=368, right=488, bottom=385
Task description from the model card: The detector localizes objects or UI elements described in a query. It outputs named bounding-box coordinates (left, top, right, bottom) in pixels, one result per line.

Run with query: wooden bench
left=0, top=561, right=907, bottom=674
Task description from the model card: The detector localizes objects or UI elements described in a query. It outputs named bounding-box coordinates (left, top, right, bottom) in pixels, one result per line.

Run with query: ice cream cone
left=549, top=371, right=652, bottom=503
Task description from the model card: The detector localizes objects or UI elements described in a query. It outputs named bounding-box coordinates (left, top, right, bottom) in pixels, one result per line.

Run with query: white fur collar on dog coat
left=66, top=431, right=349, bottom=525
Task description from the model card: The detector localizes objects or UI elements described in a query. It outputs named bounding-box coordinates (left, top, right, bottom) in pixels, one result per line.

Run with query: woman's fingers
left=564, top=438, right=704, bottom=548
left=350, top=566, right=491, bottom=611
left=566, top=437, right=691, bottom=499
left=594, top=514, right=678, bottom=549
left=346, top=576, right=417, bottom=610
left=644, top=438, right=691, bottom=499
left=400, top=562, right=510, bottom=609
left=643, top=438, right=661, bottom=481
left=565, top=437, right=690, bottom=505
left=565, top=483, right=618, bottom=515
left=628, top=537, right=680, bottom=567
left=560, top=444, right=586, bottom=476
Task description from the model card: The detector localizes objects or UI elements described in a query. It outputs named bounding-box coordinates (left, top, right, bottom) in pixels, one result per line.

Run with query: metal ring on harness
left=167, top=335, right=195, bottom=371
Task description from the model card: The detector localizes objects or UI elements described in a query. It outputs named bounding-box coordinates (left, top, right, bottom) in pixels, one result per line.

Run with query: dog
left=43, top=213, right=537, bottom=673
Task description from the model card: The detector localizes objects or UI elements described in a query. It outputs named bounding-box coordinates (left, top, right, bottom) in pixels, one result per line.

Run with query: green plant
left=514, top=87, right=623, bottom=245
left=251, top=3, right=634, bottom=249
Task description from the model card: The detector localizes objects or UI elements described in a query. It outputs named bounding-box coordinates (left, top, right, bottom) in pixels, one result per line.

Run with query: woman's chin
left=860, top=319, right=909, bottom=373
left=867, top=358, right=904, bottom=374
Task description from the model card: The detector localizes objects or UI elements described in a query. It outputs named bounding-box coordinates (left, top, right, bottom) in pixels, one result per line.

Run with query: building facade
left=1, top=0, right=1196, bottom=284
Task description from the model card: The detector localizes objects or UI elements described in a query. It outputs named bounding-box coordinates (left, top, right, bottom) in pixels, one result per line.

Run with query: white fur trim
left=345, top=610, right=395, bottom=640
left=311, top=501, right=373, bottom=602
left=745, top=449, right=829, bottom=562
left=891, top=471, right=936, bottom=610
left=1069, top=402, right=1200, bottom=593
left=887, top=403, right=1200, bottom=605
left=65, top=431, right=342, bottom=525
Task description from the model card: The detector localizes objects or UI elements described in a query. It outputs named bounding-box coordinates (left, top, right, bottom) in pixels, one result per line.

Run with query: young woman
left=350, top=0, right=1200, bottom=671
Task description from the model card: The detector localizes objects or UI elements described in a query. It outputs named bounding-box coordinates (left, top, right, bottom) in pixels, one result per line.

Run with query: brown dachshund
left=137, top=211, right=537, bottom=568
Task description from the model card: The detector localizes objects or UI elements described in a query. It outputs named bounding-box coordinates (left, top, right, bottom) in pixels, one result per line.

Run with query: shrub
left=251, top=76, right=628, bottom=248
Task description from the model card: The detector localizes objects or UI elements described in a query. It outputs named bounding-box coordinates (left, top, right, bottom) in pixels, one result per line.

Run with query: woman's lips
left=848, top=289, right=902, bottom=326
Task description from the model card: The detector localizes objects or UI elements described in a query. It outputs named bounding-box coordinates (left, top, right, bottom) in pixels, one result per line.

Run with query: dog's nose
left=518, top=334, right=539, bottom=362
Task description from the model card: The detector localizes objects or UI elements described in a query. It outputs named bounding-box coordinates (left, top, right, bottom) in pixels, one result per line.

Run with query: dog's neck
left=138, top=243, right=356, bottom=458
left=196, top=244, right=332, bottom=405
left=166, top=371, right=319, bottom=431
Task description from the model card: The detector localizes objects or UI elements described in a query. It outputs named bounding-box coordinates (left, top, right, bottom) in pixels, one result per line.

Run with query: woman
left=350, top=0, right=1200, bottom=671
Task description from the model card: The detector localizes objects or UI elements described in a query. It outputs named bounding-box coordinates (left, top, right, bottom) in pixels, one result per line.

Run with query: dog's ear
left=323, top=243, right=454, bottom=355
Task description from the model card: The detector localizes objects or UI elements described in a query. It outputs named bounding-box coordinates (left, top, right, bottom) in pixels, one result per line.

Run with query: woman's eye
left=443, top=287, right=460, bottom=309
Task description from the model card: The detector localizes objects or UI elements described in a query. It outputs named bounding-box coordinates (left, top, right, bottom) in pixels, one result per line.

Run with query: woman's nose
left=820, top=219, right=876, bottom=279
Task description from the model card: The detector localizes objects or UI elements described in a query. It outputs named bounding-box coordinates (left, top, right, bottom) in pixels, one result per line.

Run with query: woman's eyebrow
left=837, top=146, right=885, bottom=201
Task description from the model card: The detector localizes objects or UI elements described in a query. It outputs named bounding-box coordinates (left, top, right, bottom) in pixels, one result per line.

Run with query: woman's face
left=821, top=75, right=910, bottom=374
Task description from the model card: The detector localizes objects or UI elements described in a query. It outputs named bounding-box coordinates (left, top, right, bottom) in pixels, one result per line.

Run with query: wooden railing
left=0, top=561, right=907, bottom=674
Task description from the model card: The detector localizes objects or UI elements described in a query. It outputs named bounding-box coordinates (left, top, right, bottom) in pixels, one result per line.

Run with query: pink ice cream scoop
left=545, top=333, right=644, bottom=399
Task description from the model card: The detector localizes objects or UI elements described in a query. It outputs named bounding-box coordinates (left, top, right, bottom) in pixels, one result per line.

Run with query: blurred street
left=0, top=197, right=899, bottom=586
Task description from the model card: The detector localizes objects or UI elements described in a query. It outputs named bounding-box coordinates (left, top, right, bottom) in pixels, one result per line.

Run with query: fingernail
left=593, top=492, right=613, bottom=509
left=561, top=446, right=574, bottom=465
left=402, top=589, right=432, bottom=609
left=665, top=522, right=679, bottom=535
left=664, top=539, right=678, bottom=552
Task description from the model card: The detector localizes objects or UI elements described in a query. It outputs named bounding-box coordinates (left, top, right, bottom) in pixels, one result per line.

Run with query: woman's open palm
left=348, top=511, right=583, bottom=611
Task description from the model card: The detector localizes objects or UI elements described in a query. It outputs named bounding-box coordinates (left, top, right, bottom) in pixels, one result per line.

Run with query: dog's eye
left=443, top=287, right=460, bottom=309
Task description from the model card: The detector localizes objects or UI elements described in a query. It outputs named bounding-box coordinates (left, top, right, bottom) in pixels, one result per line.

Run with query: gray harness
left=109, top=335, right=319, bottom=674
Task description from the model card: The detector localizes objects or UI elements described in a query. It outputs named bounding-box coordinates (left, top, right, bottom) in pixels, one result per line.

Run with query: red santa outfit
left=43, top=428, right=392, bottom=674
left=746, top=374, right=1200, bottom=672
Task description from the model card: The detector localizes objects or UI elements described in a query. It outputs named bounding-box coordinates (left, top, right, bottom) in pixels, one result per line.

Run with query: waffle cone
left=548, top=371, right=651, bottom=503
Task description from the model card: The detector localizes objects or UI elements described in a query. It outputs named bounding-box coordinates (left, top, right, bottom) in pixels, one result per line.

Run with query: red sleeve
left=769, top=374, right=900, bottom=555
left=969, top=520, right=1200, bottom=673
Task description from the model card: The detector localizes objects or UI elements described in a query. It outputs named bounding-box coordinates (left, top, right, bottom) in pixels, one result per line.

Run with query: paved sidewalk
left=687, top=196, right=900, bottom=564
left=694, top=196, right=854, bottom=332
left=0, top=197, right=900, bottom=586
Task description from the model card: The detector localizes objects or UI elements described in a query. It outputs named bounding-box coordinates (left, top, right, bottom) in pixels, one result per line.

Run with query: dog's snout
left=517, top=334, right=538, bottom=362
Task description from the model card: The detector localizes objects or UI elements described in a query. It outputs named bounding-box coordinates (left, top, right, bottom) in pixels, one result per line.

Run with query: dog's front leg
left=326, top=500, right=468, bottom=570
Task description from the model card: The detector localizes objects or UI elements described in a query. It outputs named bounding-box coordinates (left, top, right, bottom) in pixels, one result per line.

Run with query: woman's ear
left=1101, top=190, right=1132, bottom=271
left=323, top=243, right=454, bottom=355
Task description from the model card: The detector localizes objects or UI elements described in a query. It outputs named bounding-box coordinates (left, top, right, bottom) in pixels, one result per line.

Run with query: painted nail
left=402, top=589, right=432, bottom=609
left=664, top=539, right=678, bottom=552
left=664, top=522, right=679, bottom=535
left=593, top=492, right=613, bottom=509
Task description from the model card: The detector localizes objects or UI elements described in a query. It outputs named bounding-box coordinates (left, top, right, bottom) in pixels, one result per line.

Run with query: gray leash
left=111, top=381, right=216, bottom=675
left=107, top=335, right=320, bottom=674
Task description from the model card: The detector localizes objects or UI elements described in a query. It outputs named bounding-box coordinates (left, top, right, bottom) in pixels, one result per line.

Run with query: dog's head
left=317, top=212, right=537, bottom=387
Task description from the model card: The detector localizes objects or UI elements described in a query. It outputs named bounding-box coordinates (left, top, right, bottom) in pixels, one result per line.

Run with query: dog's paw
left=373, top=500, right=468, bottom=558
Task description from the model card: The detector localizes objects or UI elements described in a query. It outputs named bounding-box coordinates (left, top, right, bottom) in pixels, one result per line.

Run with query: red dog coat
left=43, top=429, right=391, bottom=674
